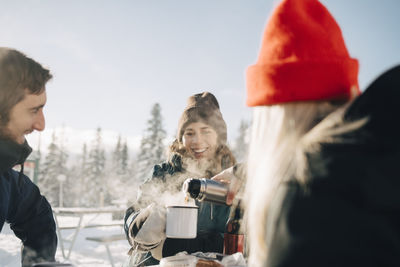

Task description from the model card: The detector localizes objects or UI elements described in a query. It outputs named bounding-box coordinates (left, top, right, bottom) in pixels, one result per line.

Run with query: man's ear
left=350, top=85, right=360, bottom=100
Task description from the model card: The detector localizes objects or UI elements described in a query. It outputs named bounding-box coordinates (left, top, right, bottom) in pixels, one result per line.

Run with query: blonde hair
left=245, top=101, right=345, bottom=266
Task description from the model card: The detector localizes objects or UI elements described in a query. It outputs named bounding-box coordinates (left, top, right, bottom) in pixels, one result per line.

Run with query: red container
left=223, top=233, right=245, bottom=255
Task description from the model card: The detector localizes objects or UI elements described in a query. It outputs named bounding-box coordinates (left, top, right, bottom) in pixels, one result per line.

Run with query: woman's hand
left=211, top=165, right=243, bottom=205
left=128, top=204, right=166, bottom=252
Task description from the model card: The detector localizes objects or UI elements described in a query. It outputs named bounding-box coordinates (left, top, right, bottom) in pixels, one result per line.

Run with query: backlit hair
left=0, top=47, right=52, bottom=125
left=245, top=101, right=345, bottom=266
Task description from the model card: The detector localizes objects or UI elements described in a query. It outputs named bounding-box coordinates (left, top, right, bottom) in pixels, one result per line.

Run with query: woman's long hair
left=245, top=101, right=345, bottom=266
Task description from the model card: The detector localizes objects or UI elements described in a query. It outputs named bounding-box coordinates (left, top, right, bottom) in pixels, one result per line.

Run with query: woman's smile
left=192, top=147, right=208, bottom=158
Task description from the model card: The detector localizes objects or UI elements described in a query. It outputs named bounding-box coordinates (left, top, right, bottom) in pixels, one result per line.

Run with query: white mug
left=166, top=205, right=198, bottom=239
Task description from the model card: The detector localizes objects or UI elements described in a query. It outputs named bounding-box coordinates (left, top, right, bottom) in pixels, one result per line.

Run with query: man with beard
left=0, top=47, right=57, bottom=267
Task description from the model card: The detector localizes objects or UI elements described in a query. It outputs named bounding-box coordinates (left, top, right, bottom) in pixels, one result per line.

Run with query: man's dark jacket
left=266, top=65, right=400, bottom=267
left=0, top=138, right=57, bottom=267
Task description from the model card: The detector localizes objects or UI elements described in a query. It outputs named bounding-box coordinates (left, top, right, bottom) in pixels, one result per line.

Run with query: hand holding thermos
left=182, top=164, right=245, bottom=206
left=182, top=165, right=246, bottom=256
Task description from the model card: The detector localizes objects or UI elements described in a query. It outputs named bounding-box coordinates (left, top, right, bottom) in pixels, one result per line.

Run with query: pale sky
left=2, top=0, right=400, bottom=153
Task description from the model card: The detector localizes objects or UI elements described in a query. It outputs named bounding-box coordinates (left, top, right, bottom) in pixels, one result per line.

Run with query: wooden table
left=53, top=207, right=126, bottom=260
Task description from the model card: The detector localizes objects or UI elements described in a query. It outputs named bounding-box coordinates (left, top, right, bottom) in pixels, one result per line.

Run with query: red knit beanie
left=247, top=0, right=359, bottom=106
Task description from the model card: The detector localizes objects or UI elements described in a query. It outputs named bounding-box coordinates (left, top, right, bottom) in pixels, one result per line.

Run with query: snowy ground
left=0, top=213, right=131, bottom=267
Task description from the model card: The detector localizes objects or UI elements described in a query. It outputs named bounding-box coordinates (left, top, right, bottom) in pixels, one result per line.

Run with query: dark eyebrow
left=185, top=126, right=211, bottom=132
left=29, top=104, right=45, bottom=111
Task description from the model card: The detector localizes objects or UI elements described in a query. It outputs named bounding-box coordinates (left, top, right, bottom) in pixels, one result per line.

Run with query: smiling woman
left=182, top=121, right=218, bottom=160
left=123, top=92, right=236, bottom=266
left=170, top=92, right=233, bottom=175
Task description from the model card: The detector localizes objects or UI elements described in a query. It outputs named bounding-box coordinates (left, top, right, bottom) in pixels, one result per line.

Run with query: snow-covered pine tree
left=64, top=165, right=79, bottom=207
left=121, top=140, right=129, bottom=176
left=39, top=131, right=69, bottom=207
left=85, top=127, right=107, bottom=207
left=136, top=103, right=167, bottom=182
left=233, top=119, right=250, bottom=163
left=38, top=132, right=59, bottom=205
left=106, top=135, right=132, bottom=204
left=56, top=129, right=69, bottom=207
left=111, top=135, right=130, bottom=177
left=75, top=143, right=92, bottom=207
left=112, top=135, right=122, bottom=174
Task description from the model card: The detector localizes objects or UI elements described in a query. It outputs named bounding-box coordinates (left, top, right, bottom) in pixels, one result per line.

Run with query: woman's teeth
left=193, top=148, right=207, bottom=153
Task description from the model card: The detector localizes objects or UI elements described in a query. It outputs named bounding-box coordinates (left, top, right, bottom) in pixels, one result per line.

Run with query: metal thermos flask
left=182, top=178, right=229, bottom=205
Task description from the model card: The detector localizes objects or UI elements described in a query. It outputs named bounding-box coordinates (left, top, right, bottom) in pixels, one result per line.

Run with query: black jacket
left=266, top=65, right=400, bottom=267
left=0, top=139, right=57, bottom=267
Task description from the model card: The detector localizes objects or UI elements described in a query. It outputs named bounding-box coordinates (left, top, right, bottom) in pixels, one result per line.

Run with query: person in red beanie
left=244, top=0, right=400, bottom=266
left=244, top=0, right=357, bottom=266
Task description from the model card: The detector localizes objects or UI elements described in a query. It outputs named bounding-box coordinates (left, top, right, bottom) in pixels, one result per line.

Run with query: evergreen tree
left=233, top=120, right=250, bottom=162
left=136, top=103, right=167, bottom=181
left=39, top=131, right=69, bottom=207
left=111, top=135, right=129, bottom=177
left=105, top=137, right=133, bottom=205
left=74, top=143, right=91, bottom=207
left=38, top=132, right=59, bottom=205
left=64, top=165, right=79, bottom=207
left=57, top=129, right=69, bottom=206
left=121, top=139, right=129, bottom=175
left=112, top=135, right=122, bottom=173
left=86, top=128, right=107, bottom=207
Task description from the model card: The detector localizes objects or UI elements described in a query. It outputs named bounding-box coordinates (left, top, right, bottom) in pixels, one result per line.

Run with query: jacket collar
left=0, top=138, right=32, bottom=174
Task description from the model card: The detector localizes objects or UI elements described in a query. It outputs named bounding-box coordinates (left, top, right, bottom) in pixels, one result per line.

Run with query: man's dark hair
left=0, top=47, right=52, bottom=124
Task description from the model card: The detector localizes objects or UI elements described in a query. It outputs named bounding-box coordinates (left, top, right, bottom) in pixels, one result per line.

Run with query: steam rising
left=135, top=156, right=218, bottom=210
